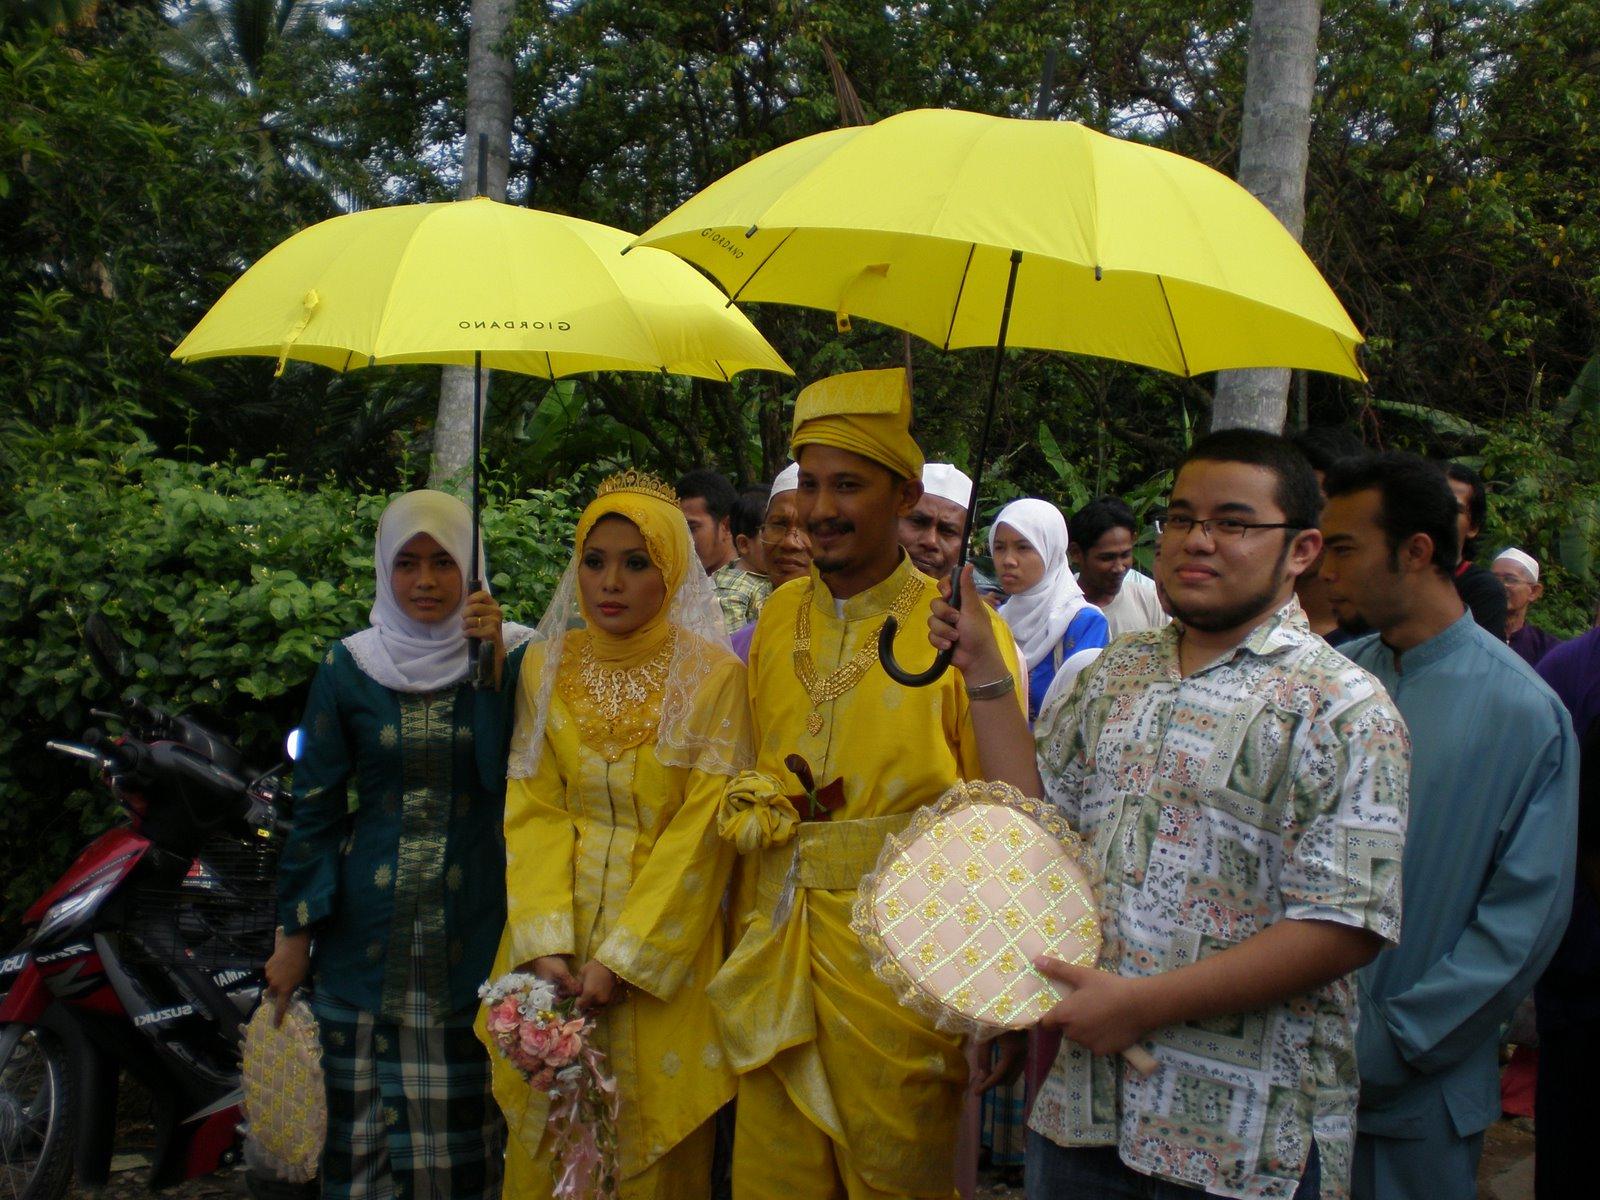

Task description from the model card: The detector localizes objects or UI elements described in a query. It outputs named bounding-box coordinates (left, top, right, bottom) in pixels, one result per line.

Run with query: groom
left=711, top=367, right=1022, bottom=1199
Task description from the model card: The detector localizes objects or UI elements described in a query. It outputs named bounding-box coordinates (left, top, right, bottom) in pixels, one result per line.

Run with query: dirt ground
left=70, top=1101, right=1535, bottom=1200
left=968, top=1118, right=1537, bottom=1198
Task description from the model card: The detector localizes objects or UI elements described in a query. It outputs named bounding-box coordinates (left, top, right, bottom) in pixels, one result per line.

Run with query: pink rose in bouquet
left=519, top=1020, right=554, bottom=1060
left=548, top=1018, right=587, bottom=1067
left=487, top=996, right=521, bottom=1036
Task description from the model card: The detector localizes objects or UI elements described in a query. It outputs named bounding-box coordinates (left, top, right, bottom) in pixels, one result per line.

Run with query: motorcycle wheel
left=0, top=1026, right=76, bottom=1200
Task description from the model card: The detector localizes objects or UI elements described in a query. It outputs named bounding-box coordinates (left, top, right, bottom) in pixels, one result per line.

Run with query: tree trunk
left=1211, top=0, right=1321, bottom=433
left=429, top=0, right=515, bottom=491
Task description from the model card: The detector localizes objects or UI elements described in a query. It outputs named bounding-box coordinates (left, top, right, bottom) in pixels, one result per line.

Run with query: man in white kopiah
left=1492, top=547, right=1564, bottom=667
left=900, top=462, right=973, bottom=579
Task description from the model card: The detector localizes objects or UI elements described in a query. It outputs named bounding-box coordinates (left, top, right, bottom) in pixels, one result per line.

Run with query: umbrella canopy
left=173, top=196, right=791, bottom=381
left=631, top=107, right=1362, bottom=381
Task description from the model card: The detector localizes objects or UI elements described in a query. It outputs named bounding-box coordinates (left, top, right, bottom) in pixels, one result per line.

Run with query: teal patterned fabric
left=278, top=640, right=529, bottom=1020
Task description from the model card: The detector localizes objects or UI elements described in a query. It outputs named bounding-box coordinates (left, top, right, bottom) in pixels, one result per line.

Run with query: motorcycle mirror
left=285, top=728, right=304, bottom=762
left=84, top=612, right=131, bottom=686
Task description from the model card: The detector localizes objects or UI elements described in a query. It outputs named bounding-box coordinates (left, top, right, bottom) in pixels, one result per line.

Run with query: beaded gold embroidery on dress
left=793, top=574, right=923, bottom=736
left=557, top=629, right=677, bottom=762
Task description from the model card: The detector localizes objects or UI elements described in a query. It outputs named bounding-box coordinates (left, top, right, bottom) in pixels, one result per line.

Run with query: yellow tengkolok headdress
left=790, top=367, right=925, bottom=480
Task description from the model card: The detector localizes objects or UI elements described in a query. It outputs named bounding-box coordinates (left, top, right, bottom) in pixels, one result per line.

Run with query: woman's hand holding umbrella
left=461, top=589, right=505, bottom=689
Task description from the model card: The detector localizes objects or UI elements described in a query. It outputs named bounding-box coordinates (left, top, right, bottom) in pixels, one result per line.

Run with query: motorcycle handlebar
left=147, top=742, right=249, bottom=799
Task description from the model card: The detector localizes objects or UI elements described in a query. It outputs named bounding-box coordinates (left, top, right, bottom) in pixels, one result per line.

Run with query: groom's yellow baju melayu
left=712, top=369, right=1023, bottom=1198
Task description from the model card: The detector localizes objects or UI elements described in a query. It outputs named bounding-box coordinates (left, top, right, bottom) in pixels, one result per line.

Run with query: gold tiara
left=595, top=468, right=678, bottom=505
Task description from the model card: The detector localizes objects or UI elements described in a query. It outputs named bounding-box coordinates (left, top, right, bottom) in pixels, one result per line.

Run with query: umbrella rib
left=728, top=229, right=797, bottom=305
left=942, top=243, right=977, bottom=352
left=1157, top=276, right=1192, bottom=378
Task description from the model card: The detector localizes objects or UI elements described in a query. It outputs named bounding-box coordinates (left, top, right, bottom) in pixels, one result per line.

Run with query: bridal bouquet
left=480, top=971, right=619, bottom=1199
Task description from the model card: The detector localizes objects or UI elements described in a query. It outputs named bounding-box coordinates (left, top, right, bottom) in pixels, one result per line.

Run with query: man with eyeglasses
left=1492, top=547, right=1563, bottom=667
left=928, top=428, right=1410, bottom=1200
left=729, top=463, right=812, bottom=663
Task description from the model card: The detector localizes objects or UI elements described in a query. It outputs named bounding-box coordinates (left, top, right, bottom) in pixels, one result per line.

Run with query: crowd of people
left=264, top=365, right=1593, bottom=1200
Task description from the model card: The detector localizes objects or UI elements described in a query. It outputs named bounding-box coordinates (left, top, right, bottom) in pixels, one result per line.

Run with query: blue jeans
left=1025, top=1134, right=1321, bottom=1200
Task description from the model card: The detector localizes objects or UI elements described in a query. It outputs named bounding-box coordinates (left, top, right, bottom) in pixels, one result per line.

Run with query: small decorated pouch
left=852, top=779, right=1157, bottom=1075
left=240, top=997, right=328, bottom=1182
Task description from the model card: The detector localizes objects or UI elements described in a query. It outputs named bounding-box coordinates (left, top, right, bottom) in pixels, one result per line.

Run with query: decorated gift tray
left=852, top=779, right=1103, bottom=1033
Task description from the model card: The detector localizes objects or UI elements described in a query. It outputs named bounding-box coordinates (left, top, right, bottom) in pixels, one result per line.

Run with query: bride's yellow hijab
left=571, top=477, right=691, bottom=666
left=559, top=474, right=696, bottom=760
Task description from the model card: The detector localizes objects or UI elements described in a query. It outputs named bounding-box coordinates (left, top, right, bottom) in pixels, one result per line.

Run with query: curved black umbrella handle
left=876, top=247, right=1023, bottom=691
left=878, top=614, right=954, bottom=686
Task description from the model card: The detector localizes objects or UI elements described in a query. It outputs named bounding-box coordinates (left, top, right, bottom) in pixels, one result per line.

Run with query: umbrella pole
left=879, top=248, right=1023, bottom=687
left=469, top=349, right=492, bottom=688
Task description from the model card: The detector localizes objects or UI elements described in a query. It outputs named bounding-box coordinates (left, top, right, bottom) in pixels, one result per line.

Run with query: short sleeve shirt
left=1097, top=569, right=1171, bottom=640
left=1028, top=600, right=1410, bottom=1200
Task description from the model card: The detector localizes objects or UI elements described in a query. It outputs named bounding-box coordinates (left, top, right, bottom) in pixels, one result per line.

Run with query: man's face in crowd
left=1070, top=525, right=1135, bottom=600
left=899, top=492, right=967, bottom=579
left=1156, top=460, right=1319, bottom=635
left=1447, top=478, right=1478, bottom=562
left=1490, top=563, right=1542, bottom=622
left=1319, top=488, right=1408, bottom=633
left=796, top=445, right=918, bottom=582
left=761, top=490, right=812, bottom=589
left=679, top=496, right=733, bottom=573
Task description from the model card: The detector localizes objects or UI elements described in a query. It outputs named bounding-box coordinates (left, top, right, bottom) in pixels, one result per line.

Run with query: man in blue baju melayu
left=1319, top=452, right=1579, bottom=1199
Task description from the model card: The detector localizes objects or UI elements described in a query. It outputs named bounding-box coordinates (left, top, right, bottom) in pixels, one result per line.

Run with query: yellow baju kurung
left=485, top=639, right=742, bottom=1197
left=478, top=474, right=748, bottom=1200
left=713, top=554, right=1023, bottom=1198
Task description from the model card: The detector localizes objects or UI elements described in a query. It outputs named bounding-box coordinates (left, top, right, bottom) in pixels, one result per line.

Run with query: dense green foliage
left=0, top=429, right=581, bottom=929
left=7, top=2, right=1596, bottom=492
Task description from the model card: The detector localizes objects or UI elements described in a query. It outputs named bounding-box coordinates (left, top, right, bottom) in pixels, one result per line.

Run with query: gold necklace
left=793, top=574, right=923, bottom=736
left=576, top=628, right=677, bottom=722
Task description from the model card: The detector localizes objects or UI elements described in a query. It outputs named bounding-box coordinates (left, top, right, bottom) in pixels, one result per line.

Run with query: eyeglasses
left=1152, top=515, right=1307, bottom=541
left=759, top=519, right=805, bottom=544
left=1490, top=573, right=1533, bottom=589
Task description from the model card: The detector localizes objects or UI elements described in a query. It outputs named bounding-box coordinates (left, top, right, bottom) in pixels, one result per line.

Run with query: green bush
left=0, top=436, right=580, bottom=932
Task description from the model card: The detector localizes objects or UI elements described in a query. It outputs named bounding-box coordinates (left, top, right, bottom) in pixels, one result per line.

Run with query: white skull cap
left=922, top=462, right=974, bottom=510
left=770, top=462, right=800, bottom=497
left=1494, top=547, right=1540, bottom=583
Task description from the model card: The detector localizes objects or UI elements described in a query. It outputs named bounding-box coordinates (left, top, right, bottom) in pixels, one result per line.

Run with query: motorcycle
left=0, top=614, right=300, bottom=1200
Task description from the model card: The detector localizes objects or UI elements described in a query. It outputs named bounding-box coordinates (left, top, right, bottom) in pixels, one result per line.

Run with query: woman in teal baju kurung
left=268, top=490, right=535, bottom=1200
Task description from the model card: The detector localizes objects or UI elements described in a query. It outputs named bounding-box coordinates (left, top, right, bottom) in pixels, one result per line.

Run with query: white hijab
left=989, top=497, right=1091, bottom=671
left=344, top=490, right=524, bottom=693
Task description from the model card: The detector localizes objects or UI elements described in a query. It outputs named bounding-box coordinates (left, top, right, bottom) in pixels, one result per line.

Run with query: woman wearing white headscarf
left=989, top=498, right=1109, bottom=723
left=267, top=489, right=536, bottom=1200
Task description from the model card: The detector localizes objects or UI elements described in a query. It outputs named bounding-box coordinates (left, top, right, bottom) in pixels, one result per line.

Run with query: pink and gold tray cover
left=853, top=779, right=1103, bottom=1033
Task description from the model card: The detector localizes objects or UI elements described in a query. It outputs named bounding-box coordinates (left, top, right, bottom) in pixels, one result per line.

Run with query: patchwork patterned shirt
left=712, top=561, right=771, bottom=635
left=1028, top=600, right=1409, bottom=1200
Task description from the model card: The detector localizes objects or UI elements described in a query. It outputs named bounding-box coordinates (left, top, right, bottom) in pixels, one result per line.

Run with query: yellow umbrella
left=173, top=195, right=790, bottom=381
left=629, top=107, right=1362, bottom=379
left=174, top=195, right=790, bottom=682
left=631, top=106, right=1363, bottom=684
